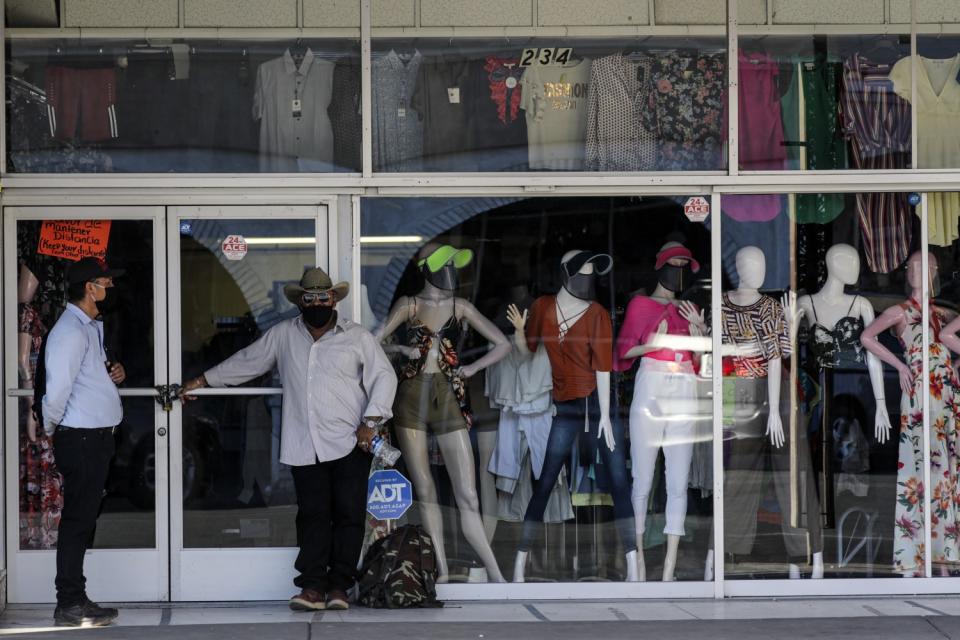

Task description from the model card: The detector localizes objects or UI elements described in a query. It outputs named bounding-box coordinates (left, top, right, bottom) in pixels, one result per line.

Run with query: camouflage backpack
left=357, top=524, right=443, bottom=608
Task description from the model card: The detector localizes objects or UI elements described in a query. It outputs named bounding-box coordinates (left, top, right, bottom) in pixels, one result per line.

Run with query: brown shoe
left=289, top=588, right=326, bottom=611
left=325, top=589, right=349, bottom=610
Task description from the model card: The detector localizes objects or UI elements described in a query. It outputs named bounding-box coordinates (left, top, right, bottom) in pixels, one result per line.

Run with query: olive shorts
left=393, top=373, right=468, bottom=435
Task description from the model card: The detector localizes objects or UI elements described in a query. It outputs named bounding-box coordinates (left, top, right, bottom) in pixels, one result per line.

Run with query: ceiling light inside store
left=242, top=236, right=425, bottom=245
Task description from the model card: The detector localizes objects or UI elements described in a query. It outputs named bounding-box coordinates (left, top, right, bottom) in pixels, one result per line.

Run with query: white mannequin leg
left=435, top=429, right=506, bottom=582
left=625, top=550, right=640, bottom=582
left=395, top=426, right=449, bottom=581
left=513, top=550, right=528, bottom=583
left=704, top=549, right=714, bottom=581
left=636, top=535, right=647, bottom=582
left=662, top=534, right=680, bottom=582
left=475, top=430, right=499, bottom=544
left=789, top=563, right=802, bottom=579
left=811, top=551, right=824, bottom=579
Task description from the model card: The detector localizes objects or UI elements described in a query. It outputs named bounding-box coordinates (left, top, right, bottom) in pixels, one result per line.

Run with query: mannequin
left=797, top=244, right=892, bottom=443
left=375, top=243, right=509, bottom=582
left=705, top=246, right=824, bottom=580
left=18, top=264, right=41, bottom=441
left=512, top=250, right=638, bottom=582
left=613, top=242, right=706, bottom=582
left=862, top=251, right=960, bottom=577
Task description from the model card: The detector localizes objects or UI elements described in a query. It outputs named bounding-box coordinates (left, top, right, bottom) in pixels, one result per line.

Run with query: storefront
left=3, top=0, right=960, bottom=605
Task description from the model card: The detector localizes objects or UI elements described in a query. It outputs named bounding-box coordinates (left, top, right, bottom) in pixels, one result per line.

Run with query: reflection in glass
left=362, top=196, right=714, bottom=582
left=6, top=40, right=359, bottom=173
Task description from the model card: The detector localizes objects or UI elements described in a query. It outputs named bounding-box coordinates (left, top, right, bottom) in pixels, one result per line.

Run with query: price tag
left=291, top=99, right=302, bottom=118
left=447, top=87, right=460, bottom=104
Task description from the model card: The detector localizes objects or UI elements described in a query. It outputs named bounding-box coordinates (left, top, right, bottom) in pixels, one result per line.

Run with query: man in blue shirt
left=42, top=257, right=126, bottom=627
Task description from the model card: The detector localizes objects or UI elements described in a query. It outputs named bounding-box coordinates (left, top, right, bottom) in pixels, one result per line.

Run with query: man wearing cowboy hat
left=181, top=267, right=397, bottom=611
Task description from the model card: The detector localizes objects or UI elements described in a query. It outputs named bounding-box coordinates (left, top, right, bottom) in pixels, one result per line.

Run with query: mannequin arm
left=506, top=304, right=531, bottom=356
left=457, top=300, right=511, bottom=377
left=18, top=332, right=37, bottom=442
left=766, top=357, right=785, bottom=448
left=596, top=371, right=615, bottom=451
left=858, top=300, right=891, bottom=443
left=862, top=303, right=912, bottom=396
left=942, top=314, right=960, bottom=356
left=621, top=319, right=669, bottom=360
left=373, top=296, right=419, bottom=359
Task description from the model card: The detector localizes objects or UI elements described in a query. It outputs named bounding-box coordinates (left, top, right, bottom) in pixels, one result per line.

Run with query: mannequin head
left=825, top=244, right=860, bottom=286
left=560, top=250, right=613, bottom=301
left=734, top=246, right=766, bottom=290
left=906, top=250, right=939, bottom=296
left=654, top=242, right=700, bottom=294
left=417, top=242, right=473, bottom=292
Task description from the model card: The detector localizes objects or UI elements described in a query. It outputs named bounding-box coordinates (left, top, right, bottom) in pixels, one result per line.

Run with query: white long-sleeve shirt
left=204, top=314, right=397, bottom=466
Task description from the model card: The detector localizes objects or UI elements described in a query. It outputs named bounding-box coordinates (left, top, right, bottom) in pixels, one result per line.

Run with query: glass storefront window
left=6, top=39, right=360, bottom=173
left=370, top=39, right=727, bottom=173
left=719, top=192, right=918, bottom=579
left=361, top=196, right=714, bottom=582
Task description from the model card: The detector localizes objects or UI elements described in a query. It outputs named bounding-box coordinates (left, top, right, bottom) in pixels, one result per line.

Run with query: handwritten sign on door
left=37, top=220, right=112, bottom=261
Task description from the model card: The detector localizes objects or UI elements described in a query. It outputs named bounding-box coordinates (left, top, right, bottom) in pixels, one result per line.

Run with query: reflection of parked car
left=109, top=401, right=221, bottom=510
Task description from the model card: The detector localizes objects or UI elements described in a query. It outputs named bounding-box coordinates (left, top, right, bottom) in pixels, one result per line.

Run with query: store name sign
left=683, top=196, right=711, bottom=222
left=367, top=469, right=413, bottom=521
left=37, top=220, right=111, bottom=261
left=221, top=235, right=248, bottom=261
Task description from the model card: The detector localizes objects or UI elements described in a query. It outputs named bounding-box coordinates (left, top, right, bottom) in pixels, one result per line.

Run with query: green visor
left=417, top=245, right=473, bottom=272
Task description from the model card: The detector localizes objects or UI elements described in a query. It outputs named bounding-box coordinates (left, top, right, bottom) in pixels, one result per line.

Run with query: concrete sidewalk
left=3, top=598, right=960, bottom=638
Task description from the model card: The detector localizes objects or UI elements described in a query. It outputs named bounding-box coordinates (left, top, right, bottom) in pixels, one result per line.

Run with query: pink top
left=724, top=51, right=785, bottom=222
left=614, top=296, right=694, bottom=372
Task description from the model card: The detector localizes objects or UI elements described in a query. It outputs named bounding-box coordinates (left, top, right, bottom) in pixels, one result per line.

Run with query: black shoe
left=83, top=597, right=119, bottom=621
left=53, top=603, right=114, bottom=627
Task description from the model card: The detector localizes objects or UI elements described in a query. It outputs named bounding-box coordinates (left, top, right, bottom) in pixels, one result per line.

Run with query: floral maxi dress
left=894, top=298, right=960, bottom=574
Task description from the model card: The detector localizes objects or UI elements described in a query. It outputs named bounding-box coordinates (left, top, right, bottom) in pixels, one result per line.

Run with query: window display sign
left=36, top=220, right=111, bottom=261
left=221, top=234, right=248, bottom=261
left=683, top=196, right=710, bottom=222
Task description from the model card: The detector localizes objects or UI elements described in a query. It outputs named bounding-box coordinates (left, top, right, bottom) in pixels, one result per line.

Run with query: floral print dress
left=894, top=298, right=960, bottom=574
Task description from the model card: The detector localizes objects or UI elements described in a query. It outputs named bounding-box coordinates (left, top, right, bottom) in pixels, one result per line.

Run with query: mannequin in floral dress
left=861, top=251, right=960, bottom=576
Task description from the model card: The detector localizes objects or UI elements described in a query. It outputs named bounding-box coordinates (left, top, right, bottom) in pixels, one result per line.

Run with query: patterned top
left=328, top=56, right=362, bottom=172
left=805, top=296, right=866, bottom=370
left=585, top=53, right=657, bottom=171
left=646, top=52, right=726, bottom=171
left=721, top=294, right=792, bottom=378
left=372, top=50, right=423, bottom=172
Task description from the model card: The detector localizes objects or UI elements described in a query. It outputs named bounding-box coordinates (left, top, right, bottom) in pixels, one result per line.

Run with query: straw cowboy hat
left=283, top=267, right=350, bottom=305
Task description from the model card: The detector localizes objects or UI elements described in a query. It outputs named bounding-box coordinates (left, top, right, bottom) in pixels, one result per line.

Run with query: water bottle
left=370, top=434, right=401, bottom=467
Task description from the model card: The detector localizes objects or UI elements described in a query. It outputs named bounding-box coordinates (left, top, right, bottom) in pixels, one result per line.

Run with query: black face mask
left=423, top=264, right=459, bottom=291
left=96, top=285, right=119, bottom=314
left=301, top=305, right=334, bottom=329
left=562, top=272, right=597, bottom=301
left=658, top=264, right=693, bottom=294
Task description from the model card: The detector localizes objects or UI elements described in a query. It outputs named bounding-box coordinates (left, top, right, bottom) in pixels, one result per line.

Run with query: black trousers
left=290, top=447, right=372, bottom=593
left=53, top=427, right=116, bottom=607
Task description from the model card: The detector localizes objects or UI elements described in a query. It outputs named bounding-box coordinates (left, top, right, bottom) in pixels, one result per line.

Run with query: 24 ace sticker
left=683, top=196, right=711, bottom=223
left=221, top=235, right=248, bottom=261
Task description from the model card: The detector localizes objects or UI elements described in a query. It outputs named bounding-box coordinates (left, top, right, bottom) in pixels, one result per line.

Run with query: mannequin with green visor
left=375, top=242, right=511, bottom=583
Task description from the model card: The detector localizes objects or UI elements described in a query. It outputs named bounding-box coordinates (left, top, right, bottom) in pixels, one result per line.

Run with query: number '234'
left=520, top=48, right=573, bottom=66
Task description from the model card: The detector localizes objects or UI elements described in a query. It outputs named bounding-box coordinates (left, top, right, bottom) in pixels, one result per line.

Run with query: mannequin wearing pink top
left=614, top=242, right=706, bottom=581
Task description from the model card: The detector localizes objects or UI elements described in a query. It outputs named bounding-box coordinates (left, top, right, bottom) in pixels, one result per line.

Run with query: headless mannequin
left=797, top=244, right=892, bottom=443
left=618, top=260, right=705, bottom=582
left=376, top=254, right=510, bottom=583
left=862, top=251, right=957, bottom=577
left=706, top=246, right=823, bottom=580
left=512, top=251, right=638, bottom=583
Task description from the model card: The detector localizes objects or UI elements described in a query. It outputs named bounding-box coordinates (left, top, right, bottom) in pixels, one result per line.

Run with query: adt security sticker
left=367, top=469, right=413, bottom=521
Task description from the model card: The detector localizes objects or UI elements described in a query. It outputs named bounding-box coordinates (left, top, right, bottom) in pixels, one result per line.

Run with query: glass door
left=4, top=207, right=169, bottom=603
left=167, top=206, right=327, bottom=601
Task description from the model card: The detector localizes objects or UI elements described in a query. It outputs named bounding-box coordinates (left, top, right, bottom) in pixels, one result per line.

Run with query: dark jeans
left=53, top=426, right=116, bottom=607
left=290, top=447, right=372, bottom=593
left=521, top=390, right=636, bottom=552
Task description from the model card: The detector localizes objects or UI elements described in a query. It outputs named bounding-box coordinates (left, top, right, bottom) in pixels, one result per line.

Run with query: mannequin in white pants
left=614, top=242, right=707, bottom=581
left=375, top=243, right=510, bottom=582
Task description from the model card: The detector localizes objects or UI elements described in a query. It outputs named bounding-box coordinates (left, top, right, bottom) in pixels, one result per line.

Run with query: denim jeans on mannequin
left=519, top=388, right=636, bottom=552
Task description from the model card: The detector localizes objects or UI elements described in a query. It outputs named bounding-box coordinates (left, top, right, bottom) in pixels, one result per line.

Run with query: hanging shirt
left=525, top=295, right=612, bottom=402
left=327, top=56, right=362, bottom=172
left=646, top=52, right=726, bottom=171
left=521, top=59, right=592, bottom=170
left=467, top=55, right=527, bottom=171
left=372, top=49, right=423, bottom=172
left=585, top=52, right=657, bottom=171
left=841, top=53, right=912, bottom=273
left=253, top=48, right=335, bottom=172
left=412, top=55, right=471, bottom=170
left=721, top=294, right=792, bottom=379
left=725, top=51, right=785, bottom=222
left=613, top=296, right=695, bottom=371
left=890, top=54, right=960, bottom=247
